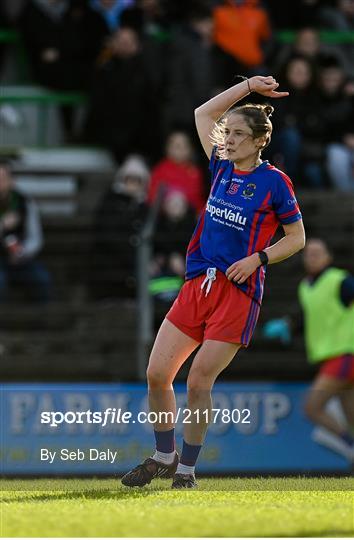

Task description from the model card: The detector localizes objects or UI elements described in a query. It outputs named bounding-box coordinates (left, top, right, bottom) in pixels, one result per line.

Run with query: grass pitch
left=1, top=477, right=353, bottom=537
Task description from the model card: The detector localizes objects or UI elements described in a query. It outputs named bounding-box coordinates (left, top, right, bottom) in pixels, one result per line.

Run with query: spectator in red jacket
left=148, top=131, right=205, bottom=214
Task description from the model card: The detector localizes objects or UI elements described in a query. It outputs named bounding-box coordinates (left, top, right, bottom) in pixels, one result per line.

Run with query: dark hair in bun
left=262, top=104, right=274, bottom=118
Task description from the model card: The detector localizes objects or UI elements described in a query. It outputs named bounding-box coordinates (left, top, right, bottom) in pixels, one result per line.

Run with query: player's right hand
left=249, top=76, right=289, bottom=99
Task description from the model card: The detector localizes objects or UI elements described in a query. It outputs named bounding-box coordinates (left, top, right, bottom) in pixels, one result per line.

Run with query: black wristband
left=257, top=250, right=269, bottom=266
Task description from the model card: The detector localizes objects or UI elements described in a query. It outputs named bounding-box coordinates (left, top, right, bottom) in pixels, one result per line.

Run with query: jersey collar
left=233, top=160, right=269, bottom=175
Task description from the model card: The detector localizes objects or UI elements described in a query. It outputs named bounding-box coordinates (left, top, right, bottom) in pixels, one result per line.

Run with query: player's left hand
left=250, top=76, right=289, bottom=99
left=226, top=254, right=260, bottom=284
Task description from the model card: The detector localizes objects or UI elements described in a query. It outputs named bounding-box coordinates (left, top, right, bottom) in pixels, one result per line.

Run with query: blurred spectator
left=213, top=0, right=272, bottom=76
left=164, top=0, right=210, bottom=25
left=265, top=0, right=329, bottom=29
left=19, top=0, right=108, bottom=137
left=0, top=160, right=52, bottom=303
left=121, top=0, right=170, bottom=38
left=164, top=7, right=218, bottom=134
left=283, top=27, right=321, bottom=64
left=269, top=55, right=324, bottom=188
left=319, top=0, right=354, bottom=76
left=121, top=0, right=168, bottom=111
left=290, top=27, right=322, bottom=59
left=89, top=0, right=135, bottom=33
left=150, top=190, right=196, bottom=305
left=148, top=131, right=205, bottom=214
left=89, top=154, right=149, bottom=300
left=310, top=57, right=354, bottom=192
left=84, top=26, right=160, bottom=161
left=274, top=27, right=347, bottom=76
left=19, top=0, right=106, bottom=90
left=325, top=84, right=354, bottom=192
left=317, top=59, right=352, bottom=136
left=319, top=0, right=354, bottom=30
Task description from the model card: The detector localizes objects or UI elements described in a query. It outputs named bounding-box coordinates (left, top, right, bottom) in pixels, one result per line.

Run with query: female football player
left=122, top=75, right=306, bottom=488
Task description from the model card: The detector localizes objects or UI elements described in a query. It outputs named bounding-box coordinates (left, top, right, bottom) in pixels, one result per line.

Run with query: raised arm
left=194, top=76, right=289, bottom=159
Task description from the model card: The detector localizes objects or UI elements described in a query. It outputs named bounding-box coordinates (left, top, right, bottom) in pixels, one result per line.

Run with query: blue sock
left=180, top=439, right=202, bottom=466
left=341, top=432, right=354, bottom=446
left=154, top=428, right=175, bottom=453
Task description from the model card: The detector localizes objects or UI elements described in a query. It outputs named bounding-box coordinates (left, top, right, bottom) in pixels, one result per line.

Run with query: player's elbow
left=296, top=232, right=306, bottom=251
left=194, top=106, right=203, bottom=120
left=284, top=222, right=306, bottom=252
left=194, top=105, right=219, bottom=127
left=300, top=229, right=306, bottom=250
left=285, top=231, right=305, bottom=253
left=194, top=105, right=212, bottom=120
left=291, top=234, right=305, bottom=255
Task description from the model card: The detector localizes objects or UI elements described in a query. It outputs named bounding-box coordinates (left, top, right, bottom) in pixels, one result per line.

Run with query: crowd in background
left=0, top=0, right=353, bottom=191
left=0, top=0, right=353, bottom=303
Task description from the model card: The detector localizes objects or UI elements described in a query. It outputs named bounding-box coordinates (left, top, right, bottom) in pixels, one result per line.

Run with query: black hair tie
left=233, top=74, right=251, bottom=93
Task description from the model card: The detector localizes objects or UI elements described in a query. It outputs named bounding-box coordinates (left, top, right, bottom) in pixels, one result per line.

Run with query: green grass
left=1, top=478, right=353, bottom=537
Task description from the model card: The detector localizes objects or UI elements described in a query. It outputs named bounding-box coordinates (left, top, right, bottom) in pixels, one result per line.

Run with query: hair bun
left=263, top=104, right=274, bottom=118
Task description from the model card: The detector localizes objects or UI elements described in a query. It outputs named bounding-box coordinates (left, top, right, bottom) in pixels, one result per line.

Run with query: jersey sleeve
left=272, top=171, right=302, bottom=225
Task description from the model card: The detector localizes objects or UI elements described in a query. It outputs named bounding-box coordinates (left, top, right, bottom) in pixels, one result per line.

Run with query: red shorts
left=319, top=354, right=354, bottom=382
left=166, top=269, right=260, bottom=346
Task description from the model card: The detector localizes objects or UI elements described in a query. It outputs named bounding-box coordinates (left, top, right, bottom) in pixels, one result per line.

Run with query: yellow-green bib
left=298, top=268, right=354, bottom=363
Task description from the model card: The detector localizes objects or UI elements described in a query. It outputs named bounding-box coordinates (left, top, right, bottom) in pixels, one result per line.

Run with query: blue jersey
left=185, top=148, right=302, bottom=305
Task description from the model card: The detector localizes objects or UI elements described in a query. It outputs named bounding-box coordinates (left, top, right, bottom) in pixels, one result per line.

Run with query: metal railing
left=136, top=185, right=164, bottom=380
left=0, top=86, right=87, bottom=147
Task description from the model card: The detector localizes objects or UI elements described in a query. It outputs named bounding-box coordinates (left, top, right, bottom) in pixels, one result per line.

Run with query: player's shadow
left=0, top=486, right=165, bottom=503
left=296, top=529, right=354, bottom=537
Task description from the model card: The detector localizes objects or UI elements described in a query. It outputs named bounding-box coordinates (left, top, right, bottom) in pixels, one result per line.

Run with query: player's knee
left=187, top=370, right=213, bottom=398
left=146, top=365, right=170, bottom=389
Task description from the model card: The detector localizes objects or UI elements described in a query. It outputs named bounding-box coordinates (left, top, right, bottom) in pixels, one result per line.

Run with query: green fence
left=0, top=86, right=87, bottom=146
left=1, top=28, right=353, bottom=46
